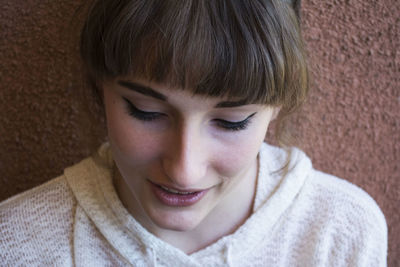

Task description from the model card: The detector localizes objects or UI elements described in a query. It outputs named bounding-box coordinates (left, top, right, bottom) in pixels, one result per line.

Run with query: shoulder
left=259, top=144, right=387, bottom=266
left=0, top=175, right=76, bottom=265
left=0, top=175, right=76, bottom=220
left=305, top=169, right=387, bottom=231
left=259, top=144, right=387, bottom=229
left=299, top=169, right=388, bottom=266
left=261, top=143, right=387, bottom=232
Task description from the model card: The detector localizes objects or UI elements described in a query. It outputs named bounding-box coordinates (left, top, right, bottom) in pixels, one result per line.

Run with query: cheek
left=212, top=130, right=267, bottom=177
left=105, top=100, right=161, bottom=167
left=214, top=115, right=272, bottom=177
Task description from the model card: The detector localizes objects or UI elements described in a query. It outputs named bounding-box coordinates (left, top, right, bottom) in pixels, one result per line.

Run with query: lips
left=149, top=181, right=209, bottom=207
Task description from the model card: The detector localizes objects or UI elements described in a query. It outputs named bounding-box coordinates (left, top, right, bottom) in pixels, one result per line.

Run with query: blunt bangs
left=81, top=0, right=308, bottom=106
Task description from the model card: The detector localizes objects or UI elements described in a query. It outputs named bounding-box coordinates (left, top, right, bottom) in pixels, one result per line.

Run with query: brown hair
left=80, top=0, right=309, bottom=155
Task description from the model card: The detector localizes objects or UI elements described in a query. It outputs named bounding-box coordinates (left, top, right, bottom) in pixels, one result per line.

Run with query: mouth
left=149, top=181, right=209, bottom=207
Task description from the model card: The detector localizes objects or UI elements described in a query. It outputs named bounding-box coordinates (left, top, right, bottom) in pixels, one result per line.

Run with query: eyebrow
left=214, top=99, right=249, bottom=108
left=118, top=80, right=249, bottom=108
left=118, top=80, right=167, bottom=101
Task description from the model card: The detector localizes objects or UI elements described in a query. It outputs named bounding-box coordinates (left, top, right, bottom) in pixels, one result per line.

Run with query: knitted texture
left=0, top=177, right=75, bottom=266
left=0, top=143, right=387, bottom=266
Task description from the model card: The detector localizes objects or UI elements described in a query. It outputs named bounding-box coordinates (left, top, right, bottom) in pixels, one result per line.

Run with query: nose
left=162, top=122, right=207, bottom=189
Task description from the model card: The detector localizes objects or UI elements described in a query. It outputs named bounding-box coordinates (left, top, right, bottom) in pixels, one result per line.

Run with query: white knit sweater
left=0, top=143, right=387, bottom=266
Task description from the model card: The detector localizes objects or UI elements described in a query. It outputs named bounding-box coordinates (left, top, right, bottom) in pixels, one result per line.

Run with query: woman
left=0, top=0, right=387, bottom=266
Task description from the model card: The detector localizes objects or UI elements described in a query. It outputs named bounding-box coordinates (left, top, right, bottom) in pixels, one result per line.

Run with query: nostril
left=162, top=157, right=206, bottom=189
left=162, top=125, right=208, bottom=187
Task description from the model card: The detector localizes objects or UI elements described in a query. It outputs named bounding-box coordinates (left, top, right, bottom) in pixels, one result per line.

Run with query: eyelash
left=123, top=98, right=255, bottom=131
left=124, top=97, right=163, bottom=121
left=213, top=114, right=256, bottom=131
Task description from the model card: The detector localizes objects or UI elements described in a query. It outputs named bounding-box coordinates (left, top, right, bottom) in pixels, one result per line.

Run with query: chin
left=147, top=207, right=205, bottom=232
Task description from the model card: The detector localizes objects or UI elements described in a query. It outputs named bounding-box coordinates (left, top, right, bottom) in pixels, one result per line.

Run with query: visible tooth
left=160, top=185, right=193, bottom=195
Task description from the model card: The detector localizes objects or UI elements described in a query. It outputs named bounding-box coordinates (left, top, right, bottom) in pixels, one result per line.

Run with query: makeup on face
left=118, top=79, right=259, bottom=132
left=104, top=77, right=277, bottom=233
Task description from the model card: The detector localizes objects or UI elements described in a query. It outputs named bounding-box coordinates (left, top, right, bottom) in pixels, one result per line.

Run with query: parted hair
left=80, top=0, right=308, bottom=152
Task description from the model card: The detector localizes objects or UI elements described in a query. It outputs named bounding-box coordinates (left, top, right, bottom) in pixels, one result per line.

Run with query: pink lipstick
left=150, top=182, right=209, bottom=207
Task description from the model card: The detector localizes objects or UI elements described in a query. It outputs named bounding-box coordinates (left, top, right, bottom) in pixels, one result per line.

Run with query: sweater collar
left=65, top=143, right=311, bottom=265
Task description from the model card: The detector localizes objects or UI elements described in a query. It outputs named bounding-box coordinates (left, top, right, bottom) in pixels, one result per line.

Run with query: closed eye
left=123, top=97, right=164, bottom=121
left=214, top=113, right=256, bottom=131
left=123, top=96, right=256, bottom=131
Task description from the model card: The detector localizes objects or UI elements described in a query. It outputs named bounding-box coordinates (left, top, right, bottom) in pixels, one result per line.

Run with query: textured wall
left=299, top=1, right=399, bottom=265
left=0, top=0, right=105, bottom=198
left=0, top=0, right=398, bottom=265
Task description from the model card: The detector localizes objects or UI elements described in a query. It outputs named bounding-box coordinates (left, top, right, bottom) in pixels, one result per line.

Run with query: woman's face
left=103, top=77, right=278, bottom=232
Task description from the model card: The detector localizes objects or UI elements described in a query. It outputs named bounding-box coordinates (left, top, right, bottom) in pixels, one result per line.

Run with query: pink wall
left=299, top=1, right=399, bottom=265
left=0, top=0, right=398, bottom=264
